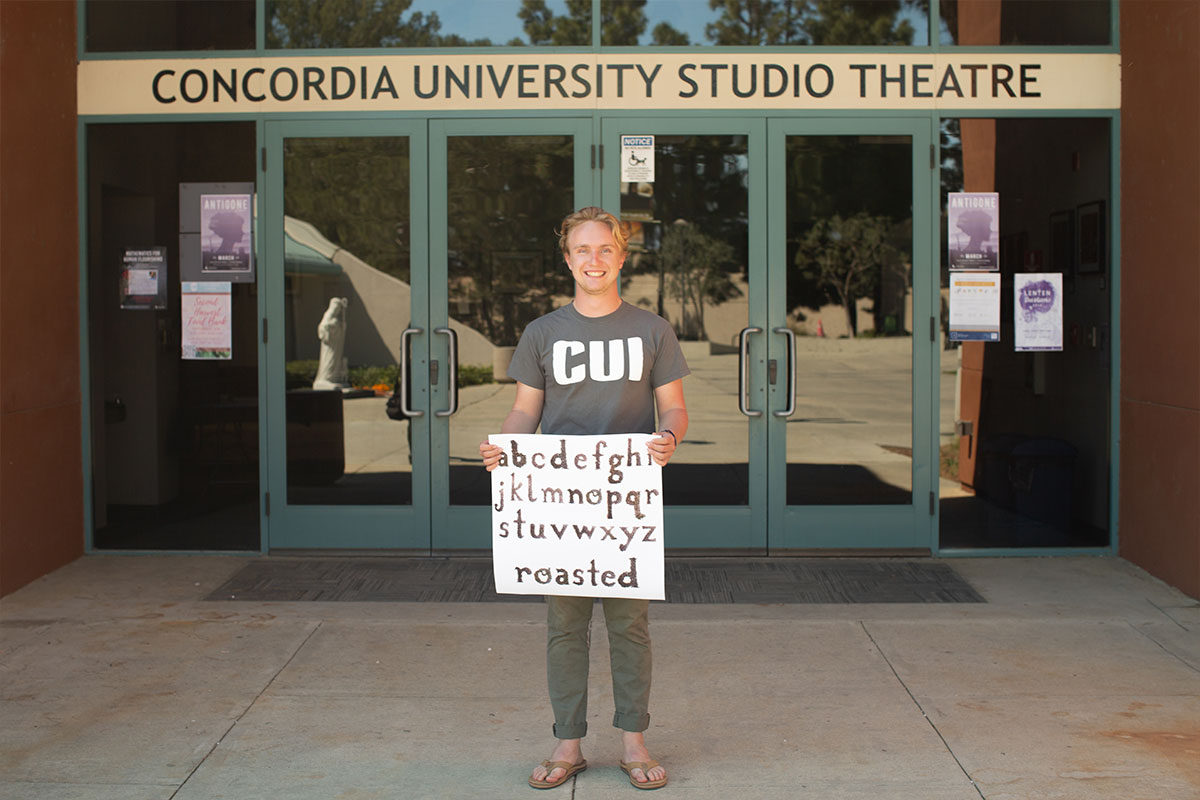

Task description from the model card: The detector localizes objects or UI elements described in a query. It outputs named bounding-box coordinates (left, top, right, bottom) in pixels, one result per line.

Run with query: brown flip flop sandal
left=528, top=759, right=587, bottom=789
left=620, top=759, right=667, bottom=790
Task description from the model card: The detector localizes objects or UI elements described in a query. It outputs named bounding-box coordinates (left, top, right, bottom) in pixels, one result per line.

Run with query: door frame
left=262, top=118, right=431, bottom=550
left=766, top=115, right=936, bottom=551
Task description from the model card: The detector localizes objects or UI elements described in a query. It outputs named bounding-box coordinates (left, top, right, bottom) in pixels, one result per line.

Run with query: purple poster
left=201, top=194, right=252, bottom=273
left=1014, top=273, right=1063, bottom=352
left=949, top=192, right=1000, bottom=270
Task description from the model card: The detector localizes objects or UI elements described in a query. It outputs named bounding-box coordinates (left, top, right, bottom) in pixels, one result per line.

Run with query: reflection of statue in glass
left=313, top=297, right=349, bottom=390
left=955, top=209, right=993, bottom=254
left=209, top=211, right=246, bottom=253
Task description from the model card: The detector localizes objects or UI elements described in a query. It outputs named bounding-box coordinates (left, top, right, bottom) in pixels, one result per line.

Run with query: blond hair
left=557, top=207, right=629, bottom=255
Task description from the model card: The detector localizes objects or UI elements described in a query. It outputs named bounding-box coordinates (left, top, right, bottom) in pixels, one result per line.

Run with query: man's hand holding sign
left=489, top=433, right=666, bottom=600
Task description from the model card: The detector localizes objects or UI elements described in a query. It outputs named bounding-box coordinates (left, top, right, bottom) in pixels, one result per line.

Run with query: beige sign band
left=78, top=53, right=1120, bottom=116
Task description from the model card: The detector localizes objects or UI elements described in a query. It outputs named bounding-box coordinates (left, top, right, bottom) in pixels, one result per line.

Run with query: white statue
left=313, top=297, right=349, bottom=390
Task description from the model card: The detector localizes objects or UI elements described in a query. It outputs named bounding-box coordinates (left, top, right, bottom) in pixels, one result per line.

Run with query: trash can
left=1009, top=437, right=1076, bottom=537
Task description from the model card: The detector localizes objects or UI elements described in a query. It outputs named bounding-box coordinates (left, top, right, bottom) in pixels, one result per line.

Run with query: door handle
left=773, top=326, right=796, bottom=418
left=400, top=327, right=424, bottom=418
left=434, top=327, right=458, bottom=418
left=738, top=326, right=763, bottom=417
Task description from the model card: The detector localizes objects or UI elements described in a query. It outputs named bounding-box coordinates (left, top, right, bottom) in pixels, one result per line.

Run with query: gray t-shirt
left=507, top=301, right=690, bottom=436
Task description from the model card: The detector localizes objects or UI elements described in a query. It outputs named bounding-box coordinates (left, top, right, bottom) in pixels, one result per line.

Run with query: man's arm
left=479, top=381, right=545, bottom=471
left=648, top=378, right=688, bottom=466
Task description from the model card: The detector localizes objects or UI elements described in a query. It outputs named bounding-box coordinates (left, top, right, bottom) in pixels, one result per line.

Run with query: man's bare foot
left=530, top=738, right=584, bottom=785
left=621, top=731, right=667, bottom=786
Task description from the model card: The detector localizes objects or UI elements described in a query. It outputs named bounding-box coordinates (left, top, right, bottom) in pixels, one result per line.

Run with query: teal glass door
left=263, top=120, right=431, bottom=549
left=767, top=118, right=935, bottom=550
left=601, top=118, right=769, bottom=552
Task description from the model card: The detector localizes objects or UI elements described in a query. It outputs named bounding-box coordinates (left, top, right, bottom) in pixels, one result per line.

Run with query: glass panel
left=283, top=137, right=412, bottom=505
left=784, top=135, right=914, bottom=505
left=608, top=0, right=928, bottom=46
left=446, top=135, right=577, bottom=505
left=940, top=0, right=1109, bottom=46
left=938, top=118, right=1111, bottom=548
left=87, top=122, right=259, bottom=550
left=267, top=0, right=586, bottom=48
left=86, top=0, right=255, bottom=52
left=621, top=135, right=751, bottom=505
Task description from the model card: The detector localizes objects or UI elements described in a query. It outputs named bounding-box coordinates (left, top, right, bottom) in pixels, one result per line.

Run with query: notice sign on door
left=621, top=135, right=655, bottom=183
left=490, top=433, right=665, bottom=600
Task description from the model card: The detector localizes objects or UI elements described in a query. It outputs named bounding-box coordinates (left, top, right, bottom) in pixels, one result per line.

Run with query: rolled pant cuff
left=613, top=712, right=650, bottom=733
left=553, top=721, right=588, bottom=739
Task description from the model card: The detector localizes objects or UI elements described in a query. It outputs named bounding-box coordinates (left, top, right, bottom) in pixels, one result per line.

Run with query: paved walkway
left=2, top=555, right=1198, bottom=799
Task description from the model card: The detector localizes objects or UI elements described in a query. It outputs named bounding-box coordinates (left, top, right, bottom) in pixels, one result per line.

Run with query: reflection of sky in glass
left=641, top=0, right=928, bottom=46
left=408, top=0, right=929, bottom=47
left=408, top=0, right=570, bottom=44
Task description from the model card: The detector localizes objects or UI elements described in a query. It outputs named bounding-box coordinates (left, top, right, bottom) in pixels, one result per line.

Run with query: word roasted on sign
left=490, top=433, right=665, bottom=601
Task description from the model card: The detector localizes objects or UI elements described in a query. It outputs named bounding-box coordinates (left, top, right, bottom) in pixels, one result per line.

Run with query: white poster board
left=620, top=135, right=655, bottom=183
left=948, top=271, right=1001, bottom=342
left=1014, top=273, right=1063, bottom=351
left=490, top=433, right=664, bottom=600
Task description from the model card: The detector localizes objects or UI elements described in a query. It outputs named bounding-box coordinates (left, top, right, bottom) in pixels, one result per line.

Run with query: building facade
left=1, top=0, right=1196, bottom=597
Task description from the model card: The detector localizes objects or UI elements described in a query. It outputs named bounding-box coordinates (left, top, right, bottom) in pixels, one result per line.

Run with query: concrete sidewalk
left=2, top=556, right=1198, bottom=799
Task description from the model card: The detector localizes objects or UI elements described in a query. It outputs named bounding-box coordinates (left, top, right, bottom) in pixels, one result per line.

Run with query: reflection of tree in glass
left=656, top=222, right=741, bottom=341
left=446, top=136, right=575, bottom=346
left=705, top=0, right=914, bottom=45
left=268, top=0, right=491, bottom=47
left=525, top=0, right=688, bottom=45
left=283, top=138, right=411, bottom=279
left=795, top=213, right=901, bottom=338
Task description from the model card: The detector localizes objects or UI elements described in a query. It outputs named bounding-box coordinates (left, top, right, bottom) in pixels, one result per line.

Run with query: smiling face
left=564, top=220, right=626, bottom=301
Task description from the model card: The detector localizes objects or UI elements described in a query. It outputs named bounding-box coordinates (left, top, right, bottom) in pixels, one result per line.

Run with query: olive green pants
left=545, top=596, right=652, bottom=739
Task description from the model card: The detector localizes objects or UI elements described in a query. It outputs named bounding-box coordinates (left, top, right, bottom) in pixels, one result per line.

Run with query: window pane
left=607, top=0, right=928, bottom=46
left=87, top=122, right=259, bottom=550
left=86, top=0, right=255, bottom=52
left=267, top=0, right=587, bottom=48
left=283, top=137, right=412, bottom=506
left=445, top=135, right=576, bottom=505
left=940, top=0, right=1110, bottom=46
left=620, top=135, right=751, bottom=505
left=785, top=135, right=914, bottom=505
left=938, top=118, right=1112, bottom=548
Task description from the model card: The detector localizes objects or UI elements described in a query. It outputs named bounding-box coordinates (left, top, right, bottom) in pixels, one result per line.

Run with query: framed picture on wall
left=1077, top=201, right=1105, bottom=274
left=1049, top=209, right=1075, bottom=276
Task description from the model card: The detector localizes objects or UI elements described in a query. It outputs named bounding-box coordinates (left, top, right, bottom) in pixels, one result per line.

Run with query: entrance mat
left=207, top=558, right=984, bottom=604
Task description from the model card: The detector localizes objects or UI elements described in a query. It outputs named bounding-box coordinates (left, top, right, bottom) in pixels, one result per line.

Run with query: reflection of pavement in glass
left=339, top=338, right=944, bottom=497
left=341, top=396, right=411, bottom=473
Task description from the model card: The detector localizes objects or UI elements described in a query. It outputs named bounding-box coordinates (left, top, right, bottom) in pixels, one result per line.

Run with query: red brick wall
left=0, top=1, right=83, bottom=596
left=1119, top=0, right=1200, bottom=598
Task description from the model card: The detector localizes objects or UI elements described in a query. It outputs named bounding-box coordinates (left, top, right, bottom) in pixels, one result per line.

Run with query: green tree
left=519, top=0, right=687, bottom=45
left=704, top=0, right=914, bottom=45
left=267, top=0, right=491, bottom=48
left=658, top=222, right=742, bottom=341
left=795, top=213, right=901, bottom=337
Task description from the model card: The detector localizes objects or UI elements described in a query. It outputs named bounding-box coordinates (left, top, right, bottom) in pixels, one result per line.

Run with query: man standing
left=480, top=207, right=688, bottom=790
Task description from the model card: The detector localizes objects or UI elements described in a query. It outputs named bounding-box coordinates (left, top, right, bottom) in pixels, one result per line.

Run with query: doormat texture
left=207, top=558, right=984, bottom=604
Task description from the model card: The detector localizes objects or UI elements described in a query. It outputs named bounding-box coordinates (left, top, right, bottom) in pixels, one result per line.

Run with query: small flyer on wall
left=200, top=193, right=253, bottom=274
left=949, top=192, right=1000, bottom=270
left=181, top=282, right=232, bottom=360
left=1014, top=273, right=1064, bottom=351
left=120, top=246, right=167, bottom=310
left=949, top=271, right=1001, bottom=342
left=620, top=135, right=655, bottom=183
